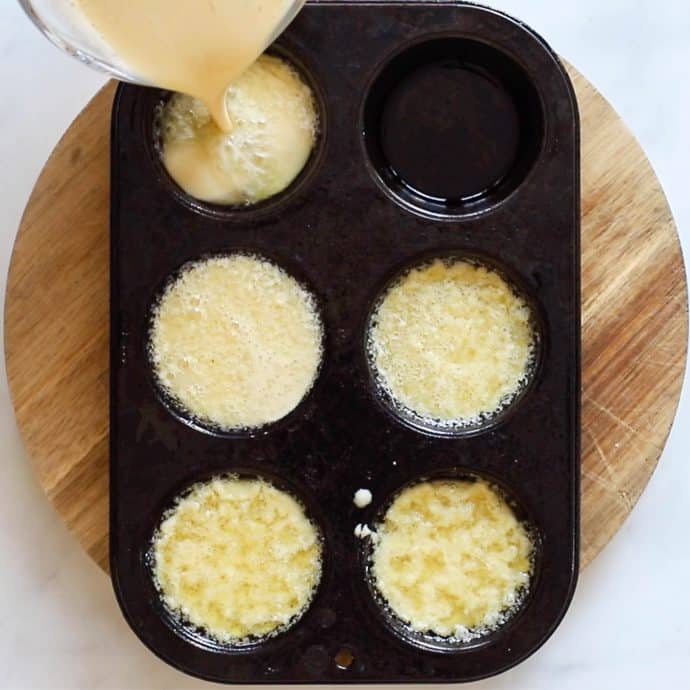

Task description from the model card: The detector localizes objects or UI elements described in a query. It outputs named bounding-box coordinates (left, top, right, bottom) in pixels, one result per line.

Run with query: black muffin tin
left=110, top=1, right=580, bottom=683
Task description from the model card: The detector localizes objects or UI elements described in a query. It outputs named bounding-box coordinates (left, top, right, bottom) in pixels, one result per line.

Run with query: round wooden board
left=5, top=65, right=688, bottom=574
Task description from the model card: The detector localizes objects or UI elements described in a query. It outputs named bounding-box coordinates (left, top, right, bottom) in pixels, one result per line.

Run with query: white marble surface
left=1, top=1, right=689, bottom=688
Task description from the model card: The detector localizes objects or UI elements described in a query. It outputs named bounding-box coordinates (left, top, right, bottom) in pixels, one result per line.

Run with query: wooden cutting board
left=5, top=65, right=688, bottom=573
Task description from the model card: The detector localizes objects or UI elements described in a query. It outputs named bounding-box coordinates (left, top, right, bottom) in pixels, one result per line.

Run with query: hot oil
left=380, top=59, right=521, bottom=204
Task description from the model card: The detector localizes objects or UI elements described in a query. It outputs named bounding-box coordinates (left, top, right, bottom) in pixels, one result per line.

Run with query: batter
left=368, top=259, right=535, bottom=428
left=75, top=0, right=299, bottom=130
left=159, top=54, right=318, bottom=205
left=149, top=254, right=323, bottom=430
left=75, top=1, right=316, bottom=204
left=152, top=476, right=322, bottom=643
left=371, top=479, right=533, bottom=641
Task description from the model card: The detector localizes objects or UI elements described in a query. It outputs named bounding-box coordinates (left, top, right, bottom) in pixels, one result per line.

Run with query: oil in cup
left=363, top=38, right=544, bottom=217
left=381, top=60, right=520, bottom=202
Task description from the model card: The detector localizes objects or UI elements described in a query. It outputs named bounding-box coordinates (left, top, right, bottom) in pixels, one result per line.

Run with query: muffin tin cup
left=145, top=250, right=329, bottom=439
left=144, top=468, right=332, bottom=656
left=149, top=40, right=330, bottom=223
left=364, top=249, right=546, bottom=437
left=356, top=468, right=544, bottom=656
left=110, top=1, right=580, bottom=684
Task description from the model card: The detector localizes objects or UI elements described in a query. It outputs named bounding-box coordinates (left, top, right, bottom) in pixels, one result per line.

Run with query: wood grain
left=5, top=66, right=688, bottom=574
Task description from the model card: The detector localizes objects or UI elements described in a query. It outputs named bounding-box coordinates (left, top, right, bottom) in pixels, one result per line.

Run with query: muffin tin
left=109, top=0, right=580, bottom=683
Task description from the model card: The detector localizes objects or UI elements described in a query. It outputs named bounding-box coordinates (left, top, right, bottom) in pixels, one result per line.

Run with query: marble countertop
left=1, top=1, right=688, bottom=688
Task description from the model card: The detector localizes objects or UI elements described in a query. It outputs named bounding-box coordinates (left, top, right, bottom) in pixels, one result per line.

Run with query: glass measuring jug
left=19, top=0, right=307, bottom=87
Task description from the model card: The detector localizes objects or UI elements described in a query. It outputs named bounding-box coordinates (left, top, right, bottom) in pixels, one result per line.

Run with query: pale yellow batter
left=369, top=259, right=535, bottom=428
left=149, top=254, right=323, bottom=430
left=371, top=480, right=533, bottom=640
left=159, top=54, right=318, bottom=205
left=152, top=476, right=322, bottom=643
left=75, top=0, right=298, bottom=130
